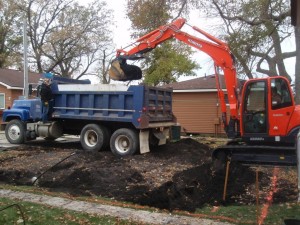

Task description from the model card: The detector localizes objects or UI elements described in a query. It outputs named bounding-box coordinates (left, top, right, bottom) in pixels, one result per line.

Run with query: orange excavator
left=109, top=18, right=298, bottom=166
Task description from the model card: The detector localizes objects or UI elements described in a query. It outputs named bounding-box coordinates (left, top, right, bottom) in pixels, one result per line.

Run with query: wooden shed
left=163, top=75, right=243, bottom=136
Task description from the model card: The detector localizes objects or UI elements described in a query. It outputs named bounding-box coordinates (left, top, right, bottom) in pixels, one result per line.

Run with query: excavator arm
left=109, top=18, right=240, bottom=138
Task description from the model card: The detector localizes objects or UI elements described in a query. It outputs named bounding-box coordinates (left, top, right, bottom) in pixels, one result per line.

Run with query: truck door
left=268, top=78, right=293, bottom=137
left=242, top=81, right=267, bottom=134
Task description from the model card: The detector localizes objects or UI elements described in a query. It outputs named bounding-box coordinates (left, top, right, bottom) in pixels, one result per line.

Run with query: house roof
left=0, top=68, right=42, bottom=89
left=162, top=74, right=244, bottom=92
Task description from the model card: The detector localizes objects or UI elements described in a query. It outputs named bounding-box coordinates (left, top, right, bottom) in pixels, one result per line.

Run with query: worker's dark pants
left=48, top=100, right=54, bottom=117
left=42, top=100, right=53, bottom=123
left=42, top=101, right=49, bottom=123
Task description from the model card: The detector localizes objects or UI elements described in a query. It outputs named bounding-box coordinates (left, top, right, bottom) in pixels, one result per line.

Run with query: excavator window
left=271, top=78, right=293, bottom=110
left=243, top=81, right=267, bottom=134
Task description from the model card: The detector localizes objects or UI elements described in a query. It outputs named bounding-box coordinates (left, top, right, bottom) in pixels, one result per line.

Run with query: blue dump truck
left=2, top=77, right=176, bottom=157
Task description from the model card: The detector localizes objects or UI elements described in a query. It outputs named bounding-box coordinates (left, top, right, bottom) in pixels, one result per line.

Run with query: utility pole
left=292, top=0, right=300, bottom=104
left=291, top=0, right=300, bottom=203
left=23, top=15, right=29, bottom=98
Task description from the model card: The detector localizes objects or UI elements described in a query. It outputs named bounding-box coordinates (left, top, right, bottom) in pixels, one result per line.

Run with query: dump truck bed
left=52, top=84, right=174, bottom=129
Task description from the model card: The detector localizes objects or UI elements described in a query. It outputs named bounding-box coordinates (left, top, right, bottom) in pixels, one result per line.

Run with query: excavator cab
left=241, top=76, right=294, bottom=140
left=213, top=76, right=297, bottom=167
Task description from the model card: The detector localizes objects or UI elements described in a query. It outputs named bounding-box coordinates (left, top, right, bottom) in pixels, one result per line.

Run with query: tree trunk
left=295, top=26, right=300, bottom=104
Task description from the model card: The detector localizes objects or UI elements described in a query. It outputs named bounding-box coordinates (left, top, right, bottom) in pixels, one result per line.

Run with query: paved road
left=0, top=130, right=80, bottom=150
left=0, top=130, right=18, bottom=150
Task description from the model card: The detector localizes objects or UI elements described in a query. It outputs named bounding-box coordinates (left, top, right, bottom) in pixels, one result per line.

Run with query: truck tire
left=80, top=124, right=108, bottom=152
left=110, top=128, right=139, bottom=157
left=5, top=119, right=26, bottom=144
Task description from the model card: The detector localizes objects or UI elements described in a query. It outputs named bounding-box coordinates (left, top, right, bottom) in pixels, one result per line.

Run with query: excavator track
left=213, top=144, right=297, bottom=166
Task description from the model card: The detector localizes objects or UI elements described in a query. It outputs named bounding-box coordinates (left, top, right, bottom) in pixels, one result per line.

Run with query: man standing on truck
left=40, top=73, right=53, bottom=123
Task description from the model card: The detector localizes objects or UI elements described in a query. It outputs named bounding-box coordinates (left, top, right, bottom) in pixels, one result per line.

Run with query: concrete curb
left=0, top=189, right=232, bottom=225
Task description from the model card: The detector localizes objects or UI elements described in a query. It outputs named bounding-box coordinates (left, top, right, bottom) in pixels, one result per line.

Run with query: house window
left=0, top=93, right=5, bottom=109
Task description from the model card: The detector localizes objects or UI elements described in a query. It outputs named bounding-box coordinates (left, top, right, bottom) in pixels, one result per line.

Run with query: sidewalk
left=0, top=189, right=232, bottom=225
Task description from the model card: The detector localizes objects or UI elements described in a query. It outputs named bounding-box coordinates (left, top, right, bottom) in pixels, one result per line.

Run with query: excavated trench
left=0, top=138, right=298, bottom=212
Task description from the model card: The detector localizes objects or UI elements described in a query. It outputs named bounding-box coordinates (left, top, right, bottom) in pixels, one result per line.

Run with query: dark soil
left=0, top=137, right=298, bottom=212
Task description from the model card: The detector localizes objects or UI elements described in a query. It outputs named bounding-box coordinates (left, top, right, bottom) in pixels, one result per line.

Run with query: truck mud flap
left=139, top=130, right=150, bottom=154
left=153, top=129, right=168, bottom=145
left=139, top=128, right=169, bottom=154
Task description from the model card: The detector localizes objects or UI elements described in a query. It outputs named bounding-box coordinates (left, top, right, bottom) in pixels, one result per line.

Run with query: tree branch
left=173, top=0, right=187, bottom=20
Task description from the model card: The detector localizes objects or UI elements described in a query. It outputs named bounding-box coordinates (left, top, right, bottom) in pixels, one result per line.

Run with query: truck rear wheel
left=5, top=119, right=25, bottom=144
left=110, top=128, right=139, bottom=157
left=80, top=124, right=109, bottom=152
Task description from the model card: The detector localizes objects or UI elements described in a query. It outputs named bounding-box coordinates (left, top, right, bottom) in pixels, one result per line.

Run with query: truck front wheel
left=80, top=124, right=108, bottom=152
left=5, top=119, right=25, bottom=144
left=110, top=128, right=139, bottom=157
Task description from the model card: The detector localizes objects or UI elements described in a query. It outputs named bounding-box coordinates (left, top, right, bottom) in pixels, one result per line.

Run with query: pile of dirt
left=0, top=138, right=298, bottom=212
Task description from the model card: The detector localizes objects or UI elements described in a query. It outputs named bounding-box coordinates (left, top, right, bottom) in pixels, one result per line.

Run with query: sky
left=78, top=0, right=131, bottom=48
left=104, top=1, right=132, bottom=49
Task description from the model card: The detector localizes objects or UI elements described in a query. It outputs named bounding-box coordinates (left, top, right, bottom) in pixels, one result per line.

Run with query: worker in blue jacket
left=40, top=73, right=53, bottom=123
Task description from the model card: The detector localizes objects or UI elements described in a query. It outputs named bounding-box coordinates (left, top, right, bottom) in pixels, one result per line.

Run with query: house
left=163, top=74, right=244, bottom=136
left=0, top=68, right=42, bottom=121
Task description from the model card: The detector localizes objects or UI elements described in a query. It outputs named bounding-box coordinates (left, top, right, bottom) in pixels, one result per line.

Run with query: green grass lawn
left=0, top=184, right=299, bottom=225
left=194, top=203, right=300, bottom=225
left=0, top=197, right=142, bottom=225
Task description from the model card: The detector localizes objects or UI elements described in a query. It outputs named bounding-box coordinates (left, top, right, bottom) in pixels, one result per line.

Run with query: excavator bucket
left=109, top=60, right=126, bottom=80
left=109, top=59, right=142, bottom=81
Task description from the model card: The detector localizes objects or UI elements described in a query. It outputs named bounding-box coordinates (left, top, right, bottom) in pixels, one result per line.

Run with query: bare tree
left=99, top=49, right=117, bottom=84
left=25, top=0, right=113, bottom=78
left=0, top=0, right=24, bottom=68
left=200, top=0, right=294, bottom=81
